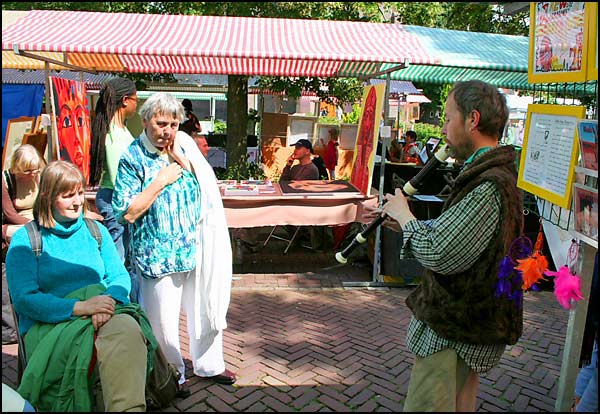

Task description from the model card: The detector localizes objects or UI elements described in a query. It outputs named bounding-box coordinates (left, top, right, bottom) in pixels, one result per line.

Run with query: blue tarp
left=2, top=84, right=44, bottom=148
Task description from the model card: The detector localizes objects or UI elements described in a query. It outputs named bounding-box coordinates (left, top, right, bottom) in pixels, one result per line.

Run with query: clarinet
left=334, top=144, right=451, bottom=264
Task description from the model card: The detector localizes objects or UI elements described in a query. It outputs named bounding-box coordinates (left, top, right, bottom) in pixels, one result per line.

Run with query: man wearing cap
left=280, top=139, right=319, bottom=181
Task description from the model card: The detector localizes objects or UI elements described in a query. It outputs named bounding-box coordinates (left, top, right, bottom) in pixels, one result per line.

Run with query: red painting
left=50, top=77, right=91, bottom=183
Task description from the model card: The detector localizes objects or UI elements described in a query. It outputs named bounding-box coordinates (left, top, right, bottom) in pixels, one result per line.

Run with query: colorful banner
left=49, top=77, right=91, bottom=183
left=350, top=83, right=385, bottom=195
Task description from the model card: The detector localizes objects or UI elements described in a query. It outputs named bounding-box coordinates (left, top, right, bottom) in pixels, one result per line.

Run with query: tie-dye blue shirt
left=113, top=135, right=201, bottom=278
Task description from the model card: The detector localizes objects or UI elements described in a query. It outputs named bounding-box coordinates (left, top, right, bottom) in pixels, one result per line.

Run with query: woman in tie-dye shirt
left=112, top=92, right=236, bottom=392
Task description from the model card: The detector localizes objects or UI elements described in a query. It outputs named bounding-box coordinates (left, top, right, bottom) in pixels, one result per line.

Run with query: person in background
left=179, top=99, right=202, bottom=136
left=320, top=128, right=339, bottom=179
left=2, top=145, right=46, bottom=249
left=366, top=80, right=523, bottom=411
left=6, top=160, right=148, bottom=412
left=388, top=139, right=404, bottom=163
left=192, top=132, right=210, bottom=158
left=402, top=130, right=420, bottom=164
left=89, top=77, right=139, bottom=301
left=280, top=139, right=319, bottom=181
left=112, top=92, right=236, bottom=393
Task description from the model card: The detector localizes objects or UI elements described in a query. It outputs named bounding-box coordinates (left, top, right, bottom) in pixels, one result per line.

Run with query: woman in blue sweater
left=6, top=161, right=147, bottom=412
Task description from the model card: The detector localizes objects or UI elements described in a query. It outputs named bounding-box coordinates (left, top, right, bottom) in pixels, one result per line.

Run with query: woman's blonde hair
left=9, top=144, right=46, bottom=174
left=34, top=160, right=88, bottom=228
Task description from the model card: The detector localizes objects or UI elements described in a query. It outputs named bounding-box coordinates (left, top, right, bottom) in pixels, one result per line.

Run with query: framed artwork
left=576, top=119, right=598, bottom=171
left=528, top=2, right=591, bottom=83
left=517, top=104, right=586, bottom=209
left=279, top=179, right=361, bottom=195
left=572, top=183, right=598, bottom=246
left=585, top=2, right=597, bottom=80
left=2, top=116, right=35, bottom=169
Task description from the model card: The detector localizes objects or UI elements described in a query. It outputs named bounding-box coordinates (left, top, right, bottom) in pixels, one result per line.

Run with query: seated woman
left=5, top=161, right=149, bottom=412
left=2, top=145, right=46, bottom=249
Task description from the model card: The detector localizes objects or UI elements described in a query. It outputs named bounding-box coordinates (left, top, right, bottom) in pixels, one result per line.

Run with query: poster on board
left=49, top=77, right=91, bottom=183
left=517, top=104, right=586, bottom=209
left=528, top=2, right=591, bottom=83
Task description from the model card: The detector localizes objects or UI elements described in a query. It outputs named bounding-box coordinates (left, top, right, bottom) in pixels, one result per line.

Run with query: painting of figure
left=50, top=77, right=91, bottom=183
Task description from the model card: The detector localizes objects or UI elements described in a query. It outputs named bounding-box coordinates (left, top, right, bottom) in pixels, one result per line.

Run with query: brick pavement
left=2, top=238, right=571, bottom=412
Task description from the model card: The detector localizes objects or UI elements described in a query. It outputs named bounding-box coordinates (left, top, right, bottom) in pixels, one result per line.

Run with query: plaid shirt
left=401, top=178, right=506, bottom=373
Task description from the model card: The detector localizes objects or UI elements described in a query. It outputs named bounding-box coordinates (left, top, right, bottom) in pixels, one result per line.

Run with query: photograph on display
left=528, top=2, right=591, bottom=83
left=517, top=104, right=586, bottom=209
left=49, top=77, right=91, bottom=183
left=573, top=184, right=598, bottom=242
left=576, top=119, right=598, bottom=170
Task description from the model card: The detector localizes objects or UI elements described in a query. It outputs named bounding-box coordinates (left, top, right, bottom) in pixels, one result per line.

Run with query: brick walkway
left=2, top=237, right=571, bottom=412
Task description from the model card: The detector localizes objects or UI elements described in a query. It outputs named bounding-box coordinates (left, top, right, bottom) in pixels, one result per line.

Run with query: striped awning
left=383, top=25, right=532, bottom=90
left=2, top=68, right=115, bottom=89
left=2, top=10, right=437, bottom=77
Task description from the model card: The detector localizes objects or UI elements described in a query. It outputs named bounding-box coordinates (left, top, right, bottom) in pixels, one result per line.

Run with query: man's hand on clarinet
left=382, top=188, right=416, bottom=228
left=363, top=203, right=402, bottom=233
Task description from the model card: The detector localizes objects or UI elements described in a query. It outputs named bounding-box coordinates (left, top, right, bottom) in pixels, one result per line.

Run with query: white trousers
left=139, top=269, right=225, bottom=383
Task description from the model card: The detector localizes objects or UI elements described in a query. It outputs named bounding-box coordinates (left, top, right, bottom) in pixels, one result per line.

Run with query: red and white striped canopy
left=2, top=10, right=437, bottom=77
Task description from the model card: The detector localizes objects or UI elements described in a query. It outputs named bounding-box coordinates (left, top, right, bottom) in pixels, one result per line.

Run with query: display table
left=221, top=182, right=378, bottom=228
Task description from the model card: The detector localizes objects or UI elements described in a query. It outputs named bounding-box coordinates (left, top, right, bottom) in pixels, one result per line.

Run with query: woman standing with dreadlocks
left=89, top=78, right=139, bottom=298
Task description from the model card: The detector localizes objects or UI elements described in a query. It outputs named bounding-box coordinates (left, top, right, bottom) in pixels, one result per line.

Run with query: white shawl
left=176, top=131, right=232, bottom=336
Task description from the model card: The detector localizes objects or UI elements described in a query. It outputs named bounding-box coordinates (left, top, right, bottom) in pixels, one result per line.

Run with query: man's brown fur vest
left=406, top=145, right=524, bottom=345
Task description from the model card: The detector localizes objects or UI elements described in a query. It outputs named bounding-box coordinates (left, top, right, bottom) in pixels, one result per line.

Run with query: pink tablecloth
left=221, top=184, right=378, bottom=228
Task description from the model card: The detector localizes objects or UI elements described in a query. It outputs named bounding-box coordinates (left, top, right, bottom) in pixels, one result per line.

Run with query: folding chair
left=262, top=226, right=304, bottom=254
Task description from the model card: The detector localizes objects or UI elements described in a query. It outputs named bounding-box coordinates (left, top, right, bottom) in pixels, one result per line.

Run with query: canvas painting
left=50, top=77, right=91, bottom=183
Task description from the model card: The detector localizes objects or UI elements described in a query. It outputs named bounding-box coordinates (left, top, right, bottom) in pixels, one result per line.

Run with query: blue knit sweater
left=6, top=215, right=131, bottom=335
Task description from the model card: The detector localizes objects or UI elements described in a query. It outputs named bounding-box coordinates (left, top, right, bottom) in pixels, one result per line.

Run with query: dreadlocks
left=89, top=77, right=136, bottom=187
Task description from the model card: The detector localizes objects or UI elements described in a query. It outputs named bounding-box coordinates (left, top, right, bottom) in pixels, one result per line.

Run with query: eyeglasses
left=21, top=168, right=40, bottom=175
left=126, top=96, right=139, bottom=103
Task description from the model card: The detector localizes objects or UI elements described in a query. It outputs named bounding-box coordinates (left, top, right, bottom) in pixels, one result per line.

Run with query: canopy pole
left=371, top=73, right=392, bottom=284
left=44, top=62, right=56, bottom=162
left=257, top=93, right=265, bottom=167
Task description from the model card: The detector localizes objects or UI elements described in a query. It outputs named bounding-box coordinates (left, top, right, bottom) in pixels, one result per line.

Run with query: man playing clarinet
left=366, top=80, right=523, bottom=411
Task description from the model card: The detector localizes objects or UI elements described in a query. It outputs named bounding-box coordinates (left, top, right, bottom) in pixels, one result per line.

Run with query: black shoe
left=201, top=369, right=236, bottom=385
left=175, top=383, right=191, bottom=398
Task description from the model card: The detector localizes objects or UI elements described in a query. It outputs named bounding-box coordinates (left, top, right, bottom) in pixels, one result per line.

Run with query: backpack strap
left=83, top=218, right=102, bottom=250
left=25, top=218, right=102, bottom=258
left=24, top=221, right=43, bottom=257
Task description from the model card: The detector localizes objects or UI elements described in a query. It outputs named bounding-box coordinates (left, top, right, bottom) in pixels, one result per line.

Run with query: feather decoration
left=545, top=266, right=584, bottom=310
left=516, top=253, right=549, bottom=290
left=515, top=229, right=549, bottom=291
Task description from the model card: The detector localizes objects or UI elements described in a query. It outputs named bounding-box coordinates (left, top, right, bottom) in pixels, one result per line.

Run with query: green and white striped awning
left=389, top=65, right=530, bottom=90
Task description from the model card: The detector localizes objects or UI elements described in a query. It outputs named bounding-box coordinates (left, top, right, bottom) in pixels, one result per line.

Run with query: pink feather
left=545, top=266, right=584, bottom=310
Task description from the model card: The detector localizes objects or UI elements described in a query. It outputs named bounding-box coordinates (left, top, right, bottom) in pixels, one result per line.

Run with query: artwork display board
left=287, top=115, right=317, bottom=146
left=528, top=2, right=592, bottom=83
left=339, top=124, right=359, bottom=150
left=2, top=117, right=35, bottom=169
left=261, top=112, right=288, bottom=146
left=517, top=104, right=586, bottom=209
